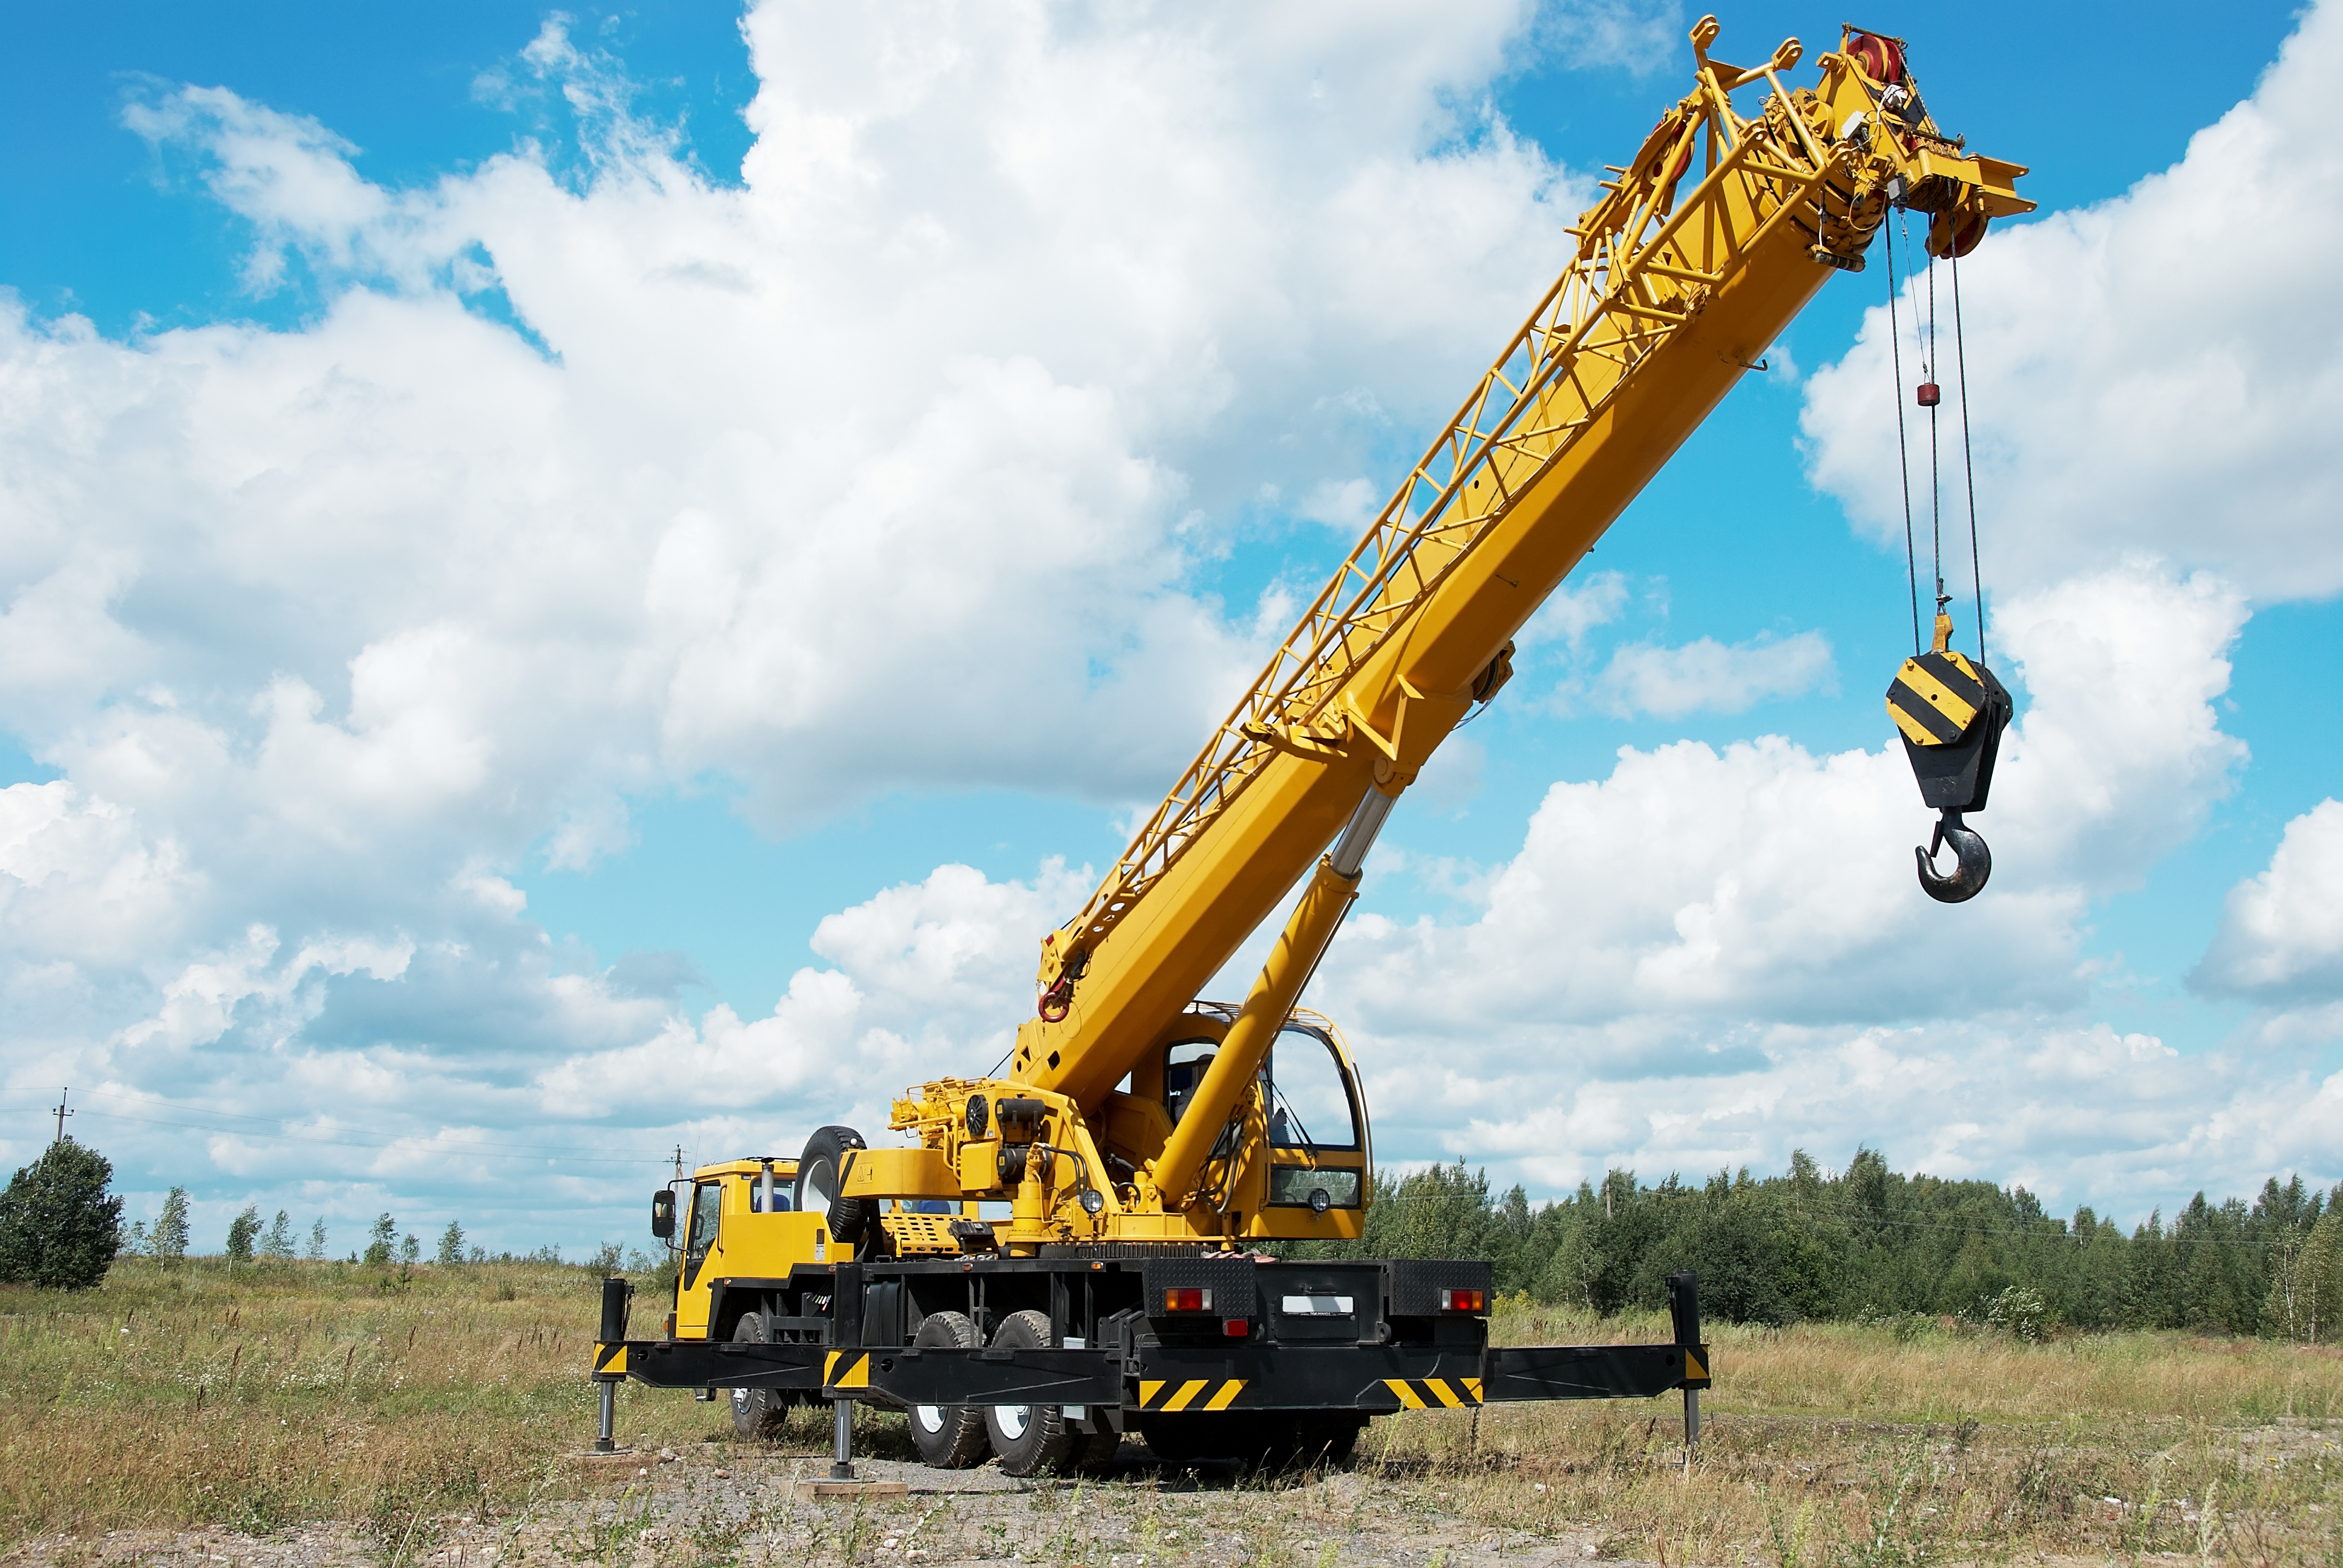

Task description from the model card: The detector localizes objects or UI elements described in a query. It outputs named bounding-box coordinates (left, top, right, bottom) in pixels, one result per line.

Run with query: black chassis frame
left=596, top=1255, right=1709, bottom=1429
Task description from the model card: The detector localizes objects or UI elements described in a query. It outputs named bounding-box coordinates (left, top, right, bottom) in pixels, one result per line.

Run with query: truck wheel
left=905, top=1311, right=988, bottom=1468
left=982, top=1310, right=1077, bottom=1477
left=1140, top=1411, right=1299, bottom=1471
left=1076, top=1425, right=1123, bottom=1472
left=728, top=1312, right=785, bottom=1439
left=795, top=1126, right=874, bottom=1247
left=1295, top=1413, right=1368, bottom=1469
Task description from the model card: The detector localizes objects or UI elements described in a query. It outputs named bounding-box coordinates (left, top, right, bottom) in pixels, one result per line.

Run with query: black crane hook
left=1887, top=640, right=2011, bottom=906
left=1915, top=809, right=1991, bottom=903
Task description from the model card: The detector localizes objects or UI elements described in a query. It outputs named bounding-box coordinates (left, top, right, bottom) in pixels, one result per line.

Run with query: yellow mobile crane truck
left=591, top=17, right=2029, bottom=1475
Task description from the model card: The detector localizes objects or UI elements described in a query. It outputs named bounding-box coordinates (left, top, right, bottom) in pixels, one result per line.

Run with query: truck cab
left=666, top=1157, right=820, bottom=1340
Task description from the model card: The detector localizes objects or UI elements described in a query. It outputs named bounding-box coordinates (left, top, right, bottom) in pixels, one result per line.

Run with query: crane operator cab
left=1134, top=1005, right=1371, bottom=1236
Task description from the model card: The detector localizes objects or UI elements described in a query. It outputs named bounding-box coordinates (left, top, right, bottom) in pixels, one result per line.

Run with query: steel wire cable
left=1950, top=249, right=1986, bottom=663
left=1886, top=213, right=1923, bottom=653
left=1925, top=241, right=1944, bottom=624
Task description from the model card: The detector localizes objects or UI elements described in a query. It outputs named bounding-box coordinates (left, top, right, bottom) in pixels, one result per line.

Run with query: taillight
left=1440, top=1288, right=1487, bottom=1313
left=1162, top=1287, right=1213, bottom=1313
left=1223, top=1317, right=1250, bottom=1338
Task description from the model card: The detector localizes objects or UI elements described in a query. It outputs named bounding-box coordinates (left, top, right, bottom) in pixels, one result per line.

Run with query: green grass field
left=3, top=1261, right=2338, bottom=1563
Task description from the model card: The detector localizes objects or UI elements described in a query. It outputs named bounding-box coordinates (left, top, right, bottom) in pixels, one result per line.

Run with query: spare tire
left=795, top=1125, right=873, bottom=1247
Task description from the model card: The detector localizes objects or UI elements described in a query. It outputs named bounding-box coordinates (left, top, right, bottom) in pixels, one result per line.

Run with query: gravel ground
left=1, top=1439, right=1628, bottom=1567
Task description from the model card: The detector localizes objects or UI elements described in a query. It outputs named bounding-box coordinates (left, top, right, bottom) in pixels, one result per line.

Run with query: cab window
left=742, top=1174, right=793, bottom=1212
left=1267, top=1025, right=1360, bottom=1149
left=684, top=1180, right=723, bottom=1259
left=1163, top=1039, right=1217, bottom=1127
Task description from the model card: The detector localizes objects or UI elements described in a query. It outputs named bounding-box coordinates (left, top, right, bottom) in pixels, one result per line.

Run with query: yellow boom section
left=1013, top=19, right=2028, bottom=1114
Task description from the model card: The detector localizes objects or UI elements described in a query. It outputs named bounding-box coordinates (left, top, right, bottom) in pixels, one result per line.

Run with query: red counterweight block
left=1916, top=382, right=1941, bottom=407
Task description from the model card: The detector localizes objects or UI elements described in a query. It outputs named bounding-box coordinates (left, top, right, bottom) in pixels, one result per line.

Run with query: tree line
left=1281, top=1150, right=2343, bottom=1341
left=11, top=1134, right=2338, bottom=1339
left=0, top=1138, right=597, bottom=1289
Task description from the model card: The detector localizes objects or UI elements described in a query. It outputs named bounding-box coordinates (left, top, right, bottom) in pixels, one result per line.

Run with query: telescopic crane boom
left=978, top=16, right=2031, bottom=1224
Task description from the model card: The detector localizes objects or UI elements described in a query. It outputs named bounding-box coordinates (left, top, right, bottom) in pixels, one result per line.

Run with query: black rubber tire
left=1294, top=1413, right=1368, bottom=1470
left=983, top=1310, right=1078, bottom=1477
left=795, top=1125, right=873, bottom=1247
left=1076, top=1425, right=1124, bottom=1473
left=904, top=1311, right=989, bottom=1469
left=727, top=1312, right=787, bottom=1440
left=1140, top=1410, right=1300, bottom=1471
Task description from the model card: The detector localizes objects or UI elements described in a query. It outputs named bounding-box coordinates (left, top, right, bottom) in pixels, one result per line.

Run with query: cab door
left=673, top=1178, right=725, bottom=1339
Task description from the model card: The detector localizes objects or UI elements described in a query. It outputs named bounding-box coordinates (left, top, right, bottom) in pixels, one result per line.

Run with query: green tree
left=2267, top=1212, right=2343, bottom=1343
left=399, top=1232, right=420, bottom=1266
left=1359, top=1162, right=1498, bottom=1261
left=0, top=1137, right=125, bottom=1289
left=224, top=1204, right=261, bottom=1262
left=306, top=1217, right=327, bottom=1261
left=153, top=1187, right=191, bottom=1266
left=364, top=1212, right=396, bottom=1267
left=1647, top=1178, right=1838, bottom=1325
left=260, top=1210, right=294, bottom=1260
left=2122, top=1212, right=2177, bottom=1328
left=1247, top=1151, right=2341, bottom=1334
left=436, top=1220, right=465, bottom=1265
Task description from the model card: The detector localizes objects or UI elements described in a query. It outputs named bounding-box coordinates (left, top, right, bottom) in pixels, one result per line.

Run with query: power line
left=3, top=1094, right=678, bottom=1168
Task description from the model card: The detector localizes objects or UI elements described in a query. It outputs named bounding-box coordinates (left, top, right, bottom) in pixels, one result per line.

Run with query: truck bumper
left=592, top=1336, right=1708, bottom=1411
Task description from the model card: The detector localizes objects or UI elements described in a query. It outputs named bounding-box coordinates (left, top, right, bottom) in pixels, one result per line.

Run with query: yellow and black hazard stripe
left=1683, top=1348, right=1709, bottom=1386
left=1136, top=1377, right=1248, bottom=1413
left=1382, top=1377, right=1484, bottom=1410
left=823, top=1350, right=871, bottom=1391
left=592, top=1341, right=629, bottom=1377
left=1887, top=650, right=1988, bottom=746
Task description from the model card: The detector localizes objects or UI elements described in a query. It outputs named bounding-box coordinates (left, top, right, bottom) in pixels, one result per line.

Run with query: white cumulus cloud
left=2193, top=799, right=2343, bottom=1045
left=1801, top=0, right=2343, bottom=601
left=3, top=0, right=2335, bottom=1248
left=1297, top=561, right=2279, bottom=1212
left=1587, top=628, right=1835, bottom=719
left=0, top=0, right=1605, bottom=1244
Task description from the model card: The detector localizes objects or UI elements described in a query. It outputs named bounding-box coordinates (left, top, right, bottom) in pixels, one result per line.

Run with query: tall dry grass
left=0, top=1257, right=713, bottom=1544
left=1352, top=1296, right=2343, bottom=1564
left=4, top=1267, right=2339, bottom=1561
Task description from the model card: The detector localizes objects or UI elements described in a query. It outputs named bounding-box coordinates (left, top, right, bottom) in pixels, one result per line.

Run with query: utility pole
left=672, top=1144, right=684, bottom=1181
left=50, top=1087, right=72, bottom=1146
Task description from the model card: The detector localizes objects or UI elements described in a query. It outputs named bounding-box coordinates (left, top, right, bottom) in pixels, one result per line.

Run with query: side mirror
left=650, top=1188, right=676, bottom=1240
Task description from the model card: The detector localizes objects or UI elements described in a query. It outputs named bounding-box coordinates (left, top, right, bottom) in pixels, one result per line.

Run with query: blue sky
left=2, top=0, right=2338, bottom=1255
